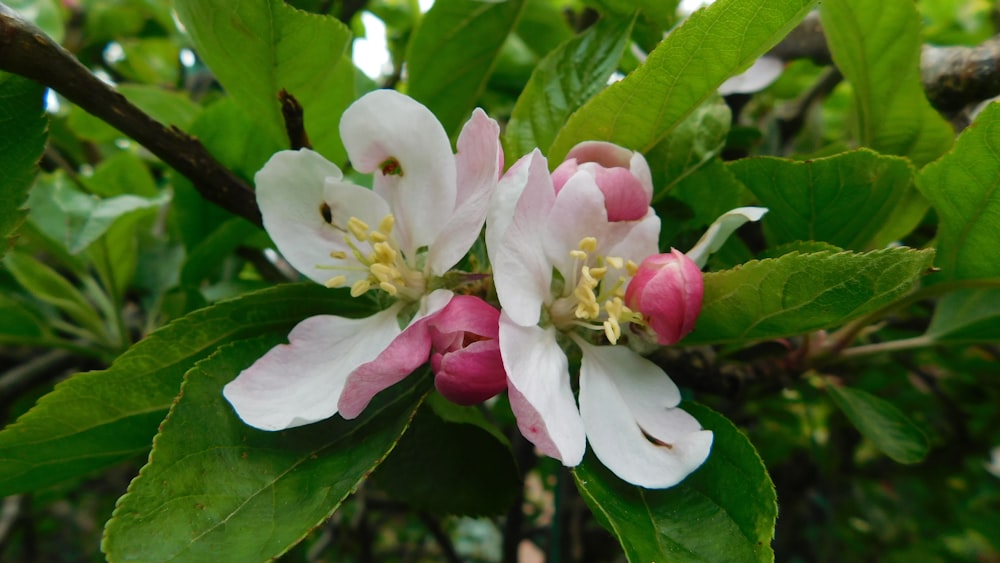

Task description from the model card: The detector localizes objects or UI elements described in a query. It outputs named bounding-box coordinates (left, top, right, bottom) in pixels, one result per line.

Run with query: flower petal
left=222, top=306, right=404, bottom=430
left=433, top=339, right=506, bottom=405
left=489, top=151, right=556, bottom=326
left=340, top=90, right=457, bottom=258
left=578, top=342, right=713, bottom=488
left=501, top=315, right=586, bottom=465
left=337, top=289, right=454, bottom=419
left=256, top=149, right=375, bottom=285
left=427, top=108, right=502, bottom=274
left=686, top=206, right=769, bottom=268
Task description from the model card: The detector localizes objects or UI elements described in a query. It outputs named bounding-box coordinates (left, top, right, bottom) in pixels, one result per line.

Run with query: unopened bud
left=624, top=248, right=704, bottom=345
left=429, top=296, right=507, bottom=405
left=551, top=141, right=653, bottom=222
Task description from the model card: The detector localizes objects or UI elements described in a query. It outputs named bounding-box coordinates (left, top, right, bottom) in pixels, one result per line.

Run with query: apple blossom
left=223, top=90, right=504, bottom=430
left=488, top=141, right=766, bottom=488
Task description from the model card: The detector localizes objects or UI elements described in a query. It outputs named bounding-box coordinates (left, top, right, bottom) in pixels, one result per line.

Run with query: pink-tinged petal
left=578, top=342, right=713, bottom=488
left=433, top=340, right=506, bottom=404
left=427, top=109, right=502, bottom=274
left=501, top=315, right=586, bottom=465
left=256, top=149, right=379, bottom=285
left=588, top=165, right=649, bottom=221
left=543, top=172, right=642, bottom=280
left=429, top=294, right=500, bottom=341
left=338, top=289, right=454, bottom=419
left=628, top=150, right=655, bottom=203
left=222, top=307, right=403, bottom=430
left=564, top=140, right=633, bottom=169
left=490, top=151, right=557, bottom=326
left=686, top=206, right=768, bottom=268
left=339, top=90, right=457, bottom=258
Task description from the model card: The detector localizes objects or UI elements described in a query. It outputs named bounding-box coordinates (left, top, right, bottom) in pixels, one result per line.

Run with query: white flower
left=488, top=141, right=764, bottom=488
left=223, top=90, right=503, bottom=430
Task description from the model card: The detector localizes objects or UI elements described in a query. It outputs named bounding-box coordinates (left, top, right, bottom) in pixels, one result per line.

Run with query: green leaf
left=729, top=149, right=914, bottom=250
left=5, top=0, right=64, bottom=43
left=548, top=0, right=817, bottom=162
left=574, top=403, right=776, bottom=563
left=683, top=248, right=935, bottom=344
left=173, top=0, right=354, bottom=162
left=917, top=102, right=1000, bottom=281
left=504, top=15, right=635, bottom=159
left=0, top=283, right=376, bottom=496
left=649, top=96, right=732, bottom=200
left=180, top=217, right=258, bottom=285
left=102, top=336, right=426, bottom=561
left=2, top=251, right=107, bottom=339
left=656, top=158, right=754, bottom=246
left=82, top=151, right=159, bottom=197
left=926, top=288, right=1000, bottom=343
left=407, top=0, right=525, bottom=135
left=820, top=0, right=953, bottom=166
left=827, top=384, right=929, bottom=464
left=118, top=84, right=202, bottom=132
left=0, top=73, right=47, bottom=258
left=26, top=176, right=169, bottom=254
left=372, top=393, right=519, bottom=516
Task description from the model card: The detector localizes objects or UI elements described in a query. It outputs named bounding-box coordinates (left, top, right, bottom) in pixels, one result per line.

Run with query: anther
left=348, top=217, right=369, bottom=241
left=579, top=237, right=598, bottom=253
left=379, top=281, right=399, bottom=296
left=378, top=214, right=395, bottom=234
left=329, top=250, right=347, bottom=259
left=350, top=280, right=371, bottom=297
left=325, top=275, right=347, bottom=288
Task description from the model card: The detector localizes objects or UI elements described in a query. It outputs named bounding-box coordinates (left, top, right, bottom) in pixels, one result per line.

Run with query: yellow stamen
left=379, top=214, right=395, bottom=235
left=579, top=237, right=598, bottom=253
left=325, top=275, right=347, bottom=288
left=379, top=281, right=399, bottom=296
left=606, top=256, right=624, bottom=269
left=329, top=250, right=347, bottom=259
left=348, top=217, right=369, bottom=241
left=350, top=280, right=371, bottom=297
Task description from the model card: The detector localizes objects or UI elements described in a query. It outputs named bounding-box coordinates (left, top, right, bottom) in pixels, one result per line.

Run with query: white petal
left=222, top=306, right=403, bottom=430
left=340, top=90, right=457, bottom=258
left=426, top=109, right=501, bottom=274
left=501, top=315, right=586, bottom=466
left=256, top=149, right=371, bottom=285
left=686, top=206, right=769, bottom=268
left=578, top=342, right=713, bottom=488
left=490, top=151, right=556, bottom=326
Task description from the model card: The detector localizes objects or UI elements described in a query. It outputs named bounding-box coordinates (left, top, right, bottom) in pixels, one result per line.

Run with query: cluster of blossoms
left=223, top=90, right=765, bottom=489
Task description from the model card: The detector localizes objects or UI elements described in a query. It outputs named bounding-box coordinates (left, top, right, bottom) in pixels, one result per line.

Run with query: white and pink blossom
left=223, top=90, right=504, bottom=430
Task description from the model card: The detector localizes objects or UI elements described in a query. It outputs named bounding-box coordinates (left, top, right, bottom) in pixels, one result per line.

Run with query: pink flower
left=429, top=296, right=506, bottom=405
left=625, top=248, right=704, bottom=345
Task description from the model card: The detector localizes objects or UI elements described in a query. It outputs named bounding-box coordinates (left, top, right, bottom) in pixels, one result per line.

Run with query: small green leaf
left=548, top=0, right=817, bottom=162
left=26, top=176, right=169, bottom=254
left=407, top=0, right=525, bottom=135
left=0, top=73, right=47, bottom=258
left=173, top=0, right=354, bottom=162
left=118, top=84, right=202, bottom=133
left=656, top=158, right=754, bottom=246
left=82, top=151, right=159, bottom=197
left=372, top=393, right=519, bottom=516
left=827, top=384, right=929, bottom=464
left=820, top=0, right=953, bottom=165
left=0, top=283, right=376, bottom=496
left=504, top=15, right=635, bottom=159
left=729, top=149, right=914, bottom=250
left=917, top=102, right=1000, bottom=281
left=180, top=217, right=259, bottom=285
left=2, top=251, right=107, bottom=339
left=102, top=336, right=426, bottom=561
left=926, top=288, right=1000, bottom=343
left=683, top=248, right=935, bottom=344
left=649, top=96, right=732, bottom=201
left=574, top=403, right=776, bottom=563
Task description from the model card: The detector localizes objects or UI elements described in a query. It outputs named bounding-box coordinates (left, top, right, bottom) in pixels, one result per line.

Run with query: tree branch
left=0, top=5, right=262, bottom=227
left=768, top=13, right=1000, bottom=114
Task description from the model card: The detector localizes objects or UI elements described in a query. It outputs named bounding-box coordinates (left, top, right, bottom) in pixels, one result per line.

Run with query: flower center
left=549, top=237, right=642, bottom=344
left=320, top=213, right=426, bottom=301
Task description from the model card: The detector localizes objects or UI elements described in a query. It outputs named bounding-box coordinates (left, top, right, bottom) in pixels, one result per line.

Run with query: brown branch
left=278, top=89, right=312, bottom=150
left=768, top=13, right=1000, bottom=115
left=0, top=5, right=262, bottom=227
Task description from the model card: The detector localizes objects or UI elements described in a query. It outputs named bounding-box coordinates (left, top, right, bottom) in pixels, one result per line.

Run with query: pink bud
left=428, top=295, right=507, bottom=405
left=624, top=248, right=704, bottom=345
left=551, top=141, right=654, bottom=222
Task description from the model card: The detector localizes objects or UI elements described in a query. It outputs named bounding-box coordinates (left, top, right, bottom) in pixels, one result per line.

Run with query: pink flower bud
left=551, top=141, right=654, bottom=222
left=428, top=295, right=507, bottom=405
left=624, top=248, right=704, bottom=345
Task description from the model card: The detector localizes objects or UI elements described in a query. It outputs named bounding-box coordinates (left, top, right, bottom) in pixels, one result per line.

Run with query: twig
left=0, top=5, right=262, bottom=227
left=417, top=512, right=462, bottom=563
left=768, top=12, right=1000, bottom=114
left=278, top=89, right=312, bottom=150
